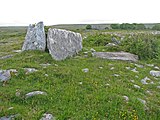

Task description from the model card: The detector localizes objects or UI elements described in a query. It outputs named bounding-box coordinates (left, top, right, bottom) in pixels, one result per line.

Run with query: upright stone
left=47, top=28, right=82, bottom=60
left=22, top=22, right=46, bottom=51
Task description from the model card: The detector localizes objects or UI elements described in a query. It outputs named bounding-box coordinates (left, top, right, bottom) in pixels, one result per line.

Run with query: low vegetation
left=0, top=26, right=160, bottom=119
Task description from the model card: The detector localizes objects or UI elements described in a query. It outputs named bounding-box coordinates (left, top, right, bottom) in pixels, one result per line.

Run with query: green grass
left=0, top=27, right=160, bottom=119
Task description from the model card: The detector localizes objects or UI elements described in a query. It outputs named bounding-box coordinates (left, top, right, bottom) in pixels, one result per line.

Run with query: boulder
left=92, top=52, right=138, bottom=62
left=47, top=28, right=82, bottom=60
left=22, top=22, right=46, bottom=51
left=25, top=91, right=47, bottom=99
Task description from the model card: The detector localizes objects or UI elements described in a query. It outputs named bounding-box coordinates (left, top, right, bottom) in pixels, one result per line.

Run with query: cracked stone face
left=22, top=22, right=46, bottom=51
left=47, top=28, right=82, bottom=60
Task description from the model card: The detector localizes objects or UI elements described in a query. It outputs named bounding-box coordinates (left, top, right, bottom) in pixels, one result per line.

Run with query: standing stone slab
left=22, top=22, right=46, bottom=51
left=47, top=28, right=82, bottom=60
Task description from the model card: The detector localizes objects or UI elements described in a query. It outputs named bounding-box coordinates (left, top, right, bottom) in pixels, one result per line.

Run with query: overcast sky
left=0, top=0, right=160, bottom=26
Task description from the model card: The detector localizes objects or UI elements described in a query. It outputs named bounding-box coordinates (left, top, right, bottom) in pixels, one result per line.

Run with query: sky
left=0, top=0, right=160, bottom=26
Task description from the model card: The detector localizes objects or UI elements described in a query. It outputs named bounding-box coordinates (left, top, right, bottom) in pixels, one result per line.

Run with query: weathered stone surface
left=0, top=55, right=13, bottom=60
left=47, top=28, right=82, bottom=60
left=92, top=52, right=138, bottom=62
left=150, top=70, right=160, bottom=77
left=23, top=68, right=38, bottom=74
left=40, top=113, right=55, bottom=120
left=25, top=91, right=47, bottom=99
left=22, top=22, right=46, bottom=51
left=0, top=70, right=11, bottom=82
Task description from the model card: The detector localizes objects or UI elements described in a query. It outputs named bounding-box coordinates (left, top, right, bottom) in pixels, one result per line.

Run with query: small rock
left=134, top=64, right=144, bottom=68
left=15, top=89, right=21, bottom=97
left=105, top=83, right=110, bottom=86
left=99, top=66, right=103, bottom=69
left=25, top=91, right=47, bottom=99
left=113, top=74, right=120, bottom=77
left=40, top=113, right=55, bottom=120
left=23, top=68, right=38, bottom=74
left=146, top=90, right=152, bottom=95
left=12, top=50, right=22, bottom=53
left=126, top=67, right=131, bottom=70
left=130, top=80, right=135, bottom=83
left=40, top=63, right=51, bottom=68
left=83, top=52, right=88, bottom=54
left=123, top=96, right=129, bottom=101
left=8, top=107, right=14, bottom=110
left=154, top=66, right=160, bottom=70
left=45, top=74, right=49, bottom=77
left=137, top=98, right=146, bottom=105
left=141, top=77, right=152, bottom=85
left=150, top=70, right=160, bottom=77
left=106, top=43, right=117, bottom=47
left=79, top=82, right=83, bottom=85
left=146, top=64, right=154, bottom=67
left=82, top=68, right=89, bottom=73
left=157, top=86, right=160, bottom=89
left=0, top=55, right=13, bottom=60
left=0, top=70, right=11, bottom=82
left=90, top=48, right=96, bottom=52
left=134, top=84, right=141, bottom=89
left=110, top=67, right=114, bottom=70
left=131, top=67, right=139, bottom=73
left=135, top=75, right=139, bottom=78
left=0, top=114, right=18, bottom=120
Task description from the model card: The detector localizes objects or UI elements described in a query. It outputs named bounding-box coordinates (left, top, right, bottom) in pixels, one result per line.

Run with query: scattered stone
left=90, top=48, right=96, bottom=52
left=105, top=83, right=110, bottom=86
left=8, top=107, right=14, bottom=110
left=99, top=66, right=103, bottom=69
left=131, top=67, right=139, bottom=73
left=123, top=96, right=129, bottom=101
left=146, top=90, right=152, bottom=95
left=111, top=37, right=121, bottom=44
left=154, top=66, right=160, bottom=70
left=92, top=52, right=138, bottom=62
left=40, top=63, right=51, bottom=68
left=141, top=77, right=153, bottom=85
left=110, top=67, right=114, bottom=70
left=0, top=55, right=13, bottom=60
left=25, top=91, right=47, bottom=99
left=134, top=84, right=141, bottom=89
left=79, top=82, right=83, bottom=85
left=45, top=74, right=49, bottom=77
left=113, top=74, right=120, bottom=77
left=23, top=68, right=38, bottom=74
left=83, top=52, right=88, bottom=54
left=0, top=114, right=18, bottom=120
left=137, top=98, right=146, bottom=105
left=150, top=70, right=160, bottom=77
left=47, top=28, right=82, bottom=60
left=126, top=67, right=131, bottom=70
left=0, top=70, right=11, bottom=83
left=22, top=22, right=46, bottom=51
left=135, top=75, right=139, bottom=78
left=134, top=64, right=144, bottom=68
left=106, top=43, right=117, bottom=47
left=130, top=80, right=135, bottom=83
left=82, top=68, right=89, bottom=73
left=146, top=64, right=154, bottom=67
left=157, top=86, right=160, bottom=89
left=12, top=50, right=22, bottom=53
left=40, top=113, right=55, bottom=120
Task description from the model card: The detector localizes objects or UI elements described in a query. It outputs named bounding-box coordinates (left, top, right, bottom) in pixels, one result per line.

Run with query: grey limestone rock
left=22, top=22, right=46, bottom=51
left=150, top=70, right=160, bottom=77
left=47, top=28, right=82, bottom=60
left=92, top=52, right=138, bottom=62
left=40, top=113, right=55, bottom=120
left=25, top=91, right=47, bottom=99
left=0, top=70, right=11, bottom=82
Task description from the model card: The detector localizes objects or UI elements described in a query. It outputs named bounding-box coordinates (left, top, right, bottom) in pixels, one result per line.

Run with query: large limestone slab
left=47, top=28, right=82, bottom=60
left=22, top=22, right=46, bottom=51
left=92, top=52, right=138, bottom=62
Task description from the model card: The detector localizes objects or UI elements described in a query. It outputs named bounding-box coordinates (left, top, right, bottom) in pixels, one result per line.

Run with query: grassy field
left=0, top=26, right=160, bottom=119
